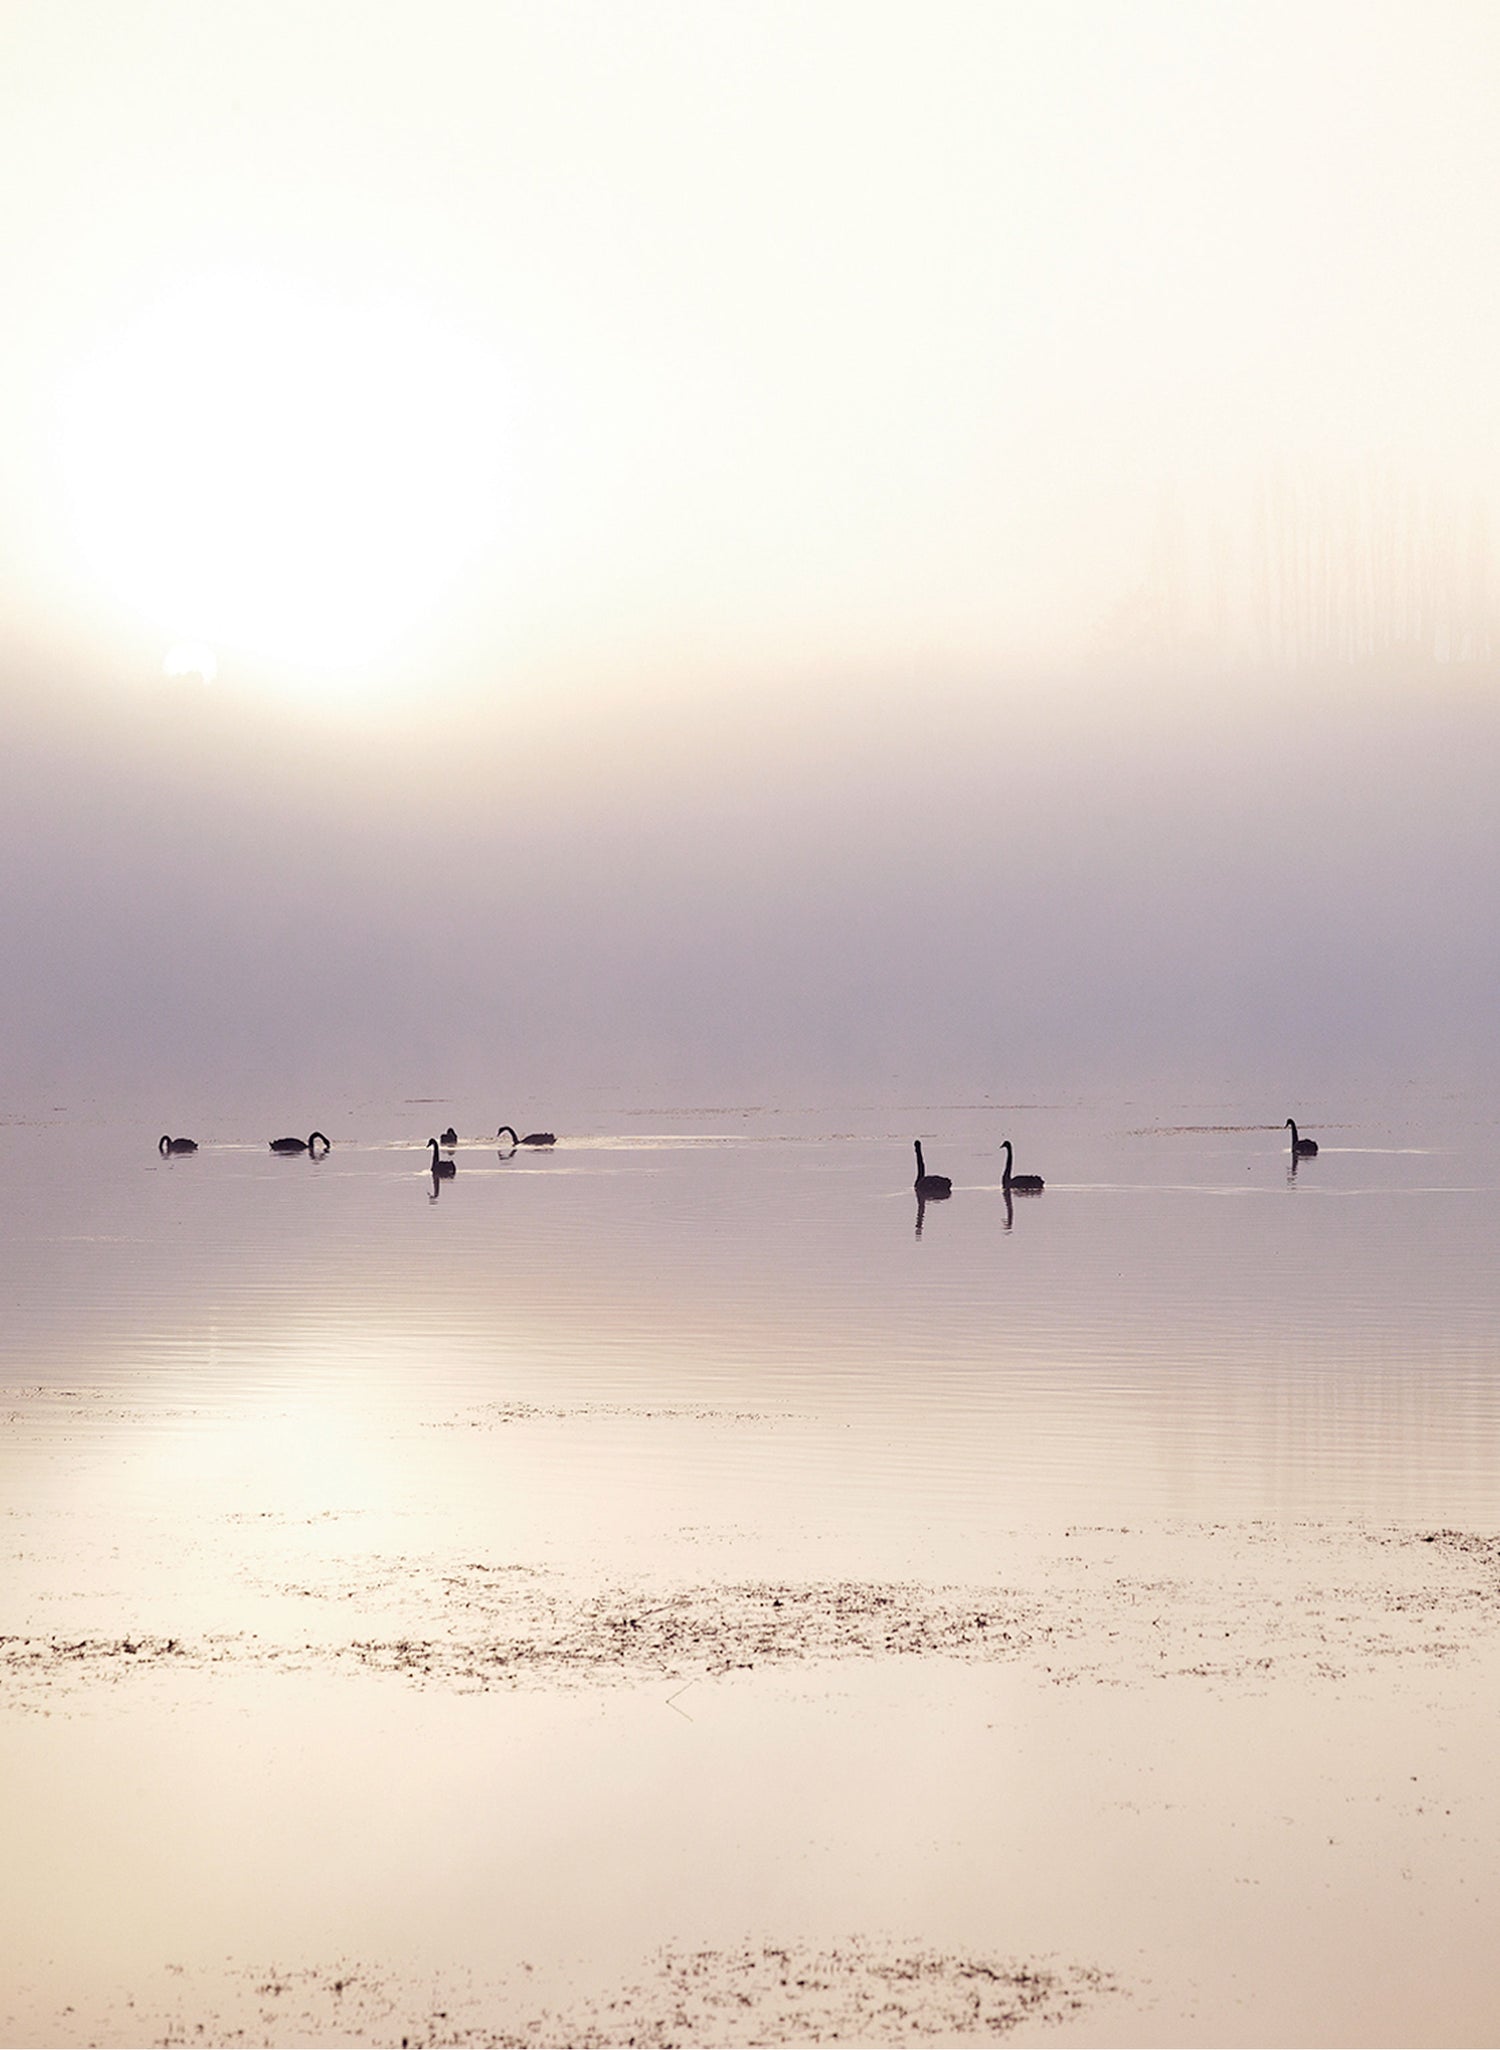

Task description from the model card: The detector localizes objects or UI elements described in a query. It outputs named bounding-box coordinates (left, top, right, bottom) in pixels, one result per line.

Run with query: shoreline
left=5, top=1514, right=1500, bottom=2045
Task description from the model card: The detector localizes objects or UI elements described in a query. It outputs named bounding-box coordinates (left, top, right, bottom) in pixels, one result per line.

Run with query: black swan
left=497, top=1126, right=556, bottom=1146
left=1001, top=1139, right=1044, bottom=1192
left=1286, top=1119, right=1318, bottom=1157
left=270, top=1132, right=331, bottom=1155
left=439, top=1127, right=458, bottom=1147
left=428, top=1138, right=456, bottom=1179
left=158, top=1135, right=197, bottom=1154
left=913, top=1140, right=951, bottom=1197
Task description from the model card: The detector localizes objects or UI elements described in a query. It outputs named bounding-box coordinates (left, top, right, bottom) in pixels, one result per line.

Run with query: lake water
left=4, top=1089, right=1500, bottom=2045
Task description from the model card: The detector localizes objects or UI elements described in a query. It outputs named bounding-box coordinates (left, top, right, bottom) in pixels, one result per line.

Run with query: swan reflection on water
left=915, top=1181, right=1015, bottom=1237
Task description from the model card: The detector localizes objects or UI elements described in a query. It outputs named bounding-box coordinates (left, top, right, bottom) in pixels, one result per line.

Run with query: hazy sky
left=3, top=3, right=1498, bottom=1111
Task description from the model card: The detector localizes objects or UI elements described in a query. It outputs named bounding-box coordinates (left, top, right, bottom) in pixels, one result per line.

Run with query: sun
left=58, top=269, right=510, bottom=696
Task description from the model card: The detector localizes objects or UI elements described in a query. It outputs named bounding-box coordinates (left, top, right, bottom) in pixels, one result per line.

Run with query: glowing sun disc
left=59, top=268, right=511, bottom=689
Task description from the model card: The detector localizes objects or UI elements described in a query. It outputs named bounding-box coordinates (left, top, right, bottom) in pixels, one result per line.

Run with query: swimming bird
left=496, top=1126, right=556, bottom=1146
left=269, top=1132, right=331, bottom=1155
left=158, top=1135, right=197, bottom=1154
left=428, top=1138, right=456, bottom=1179
left=439, top=1127, right=458, bottom=1147
left=913, top=1140, right=951, bottom=1197
left=1286, top=1119, right=1318, bottom=1157
left=1000, top=1139, right=1044, bottom=1192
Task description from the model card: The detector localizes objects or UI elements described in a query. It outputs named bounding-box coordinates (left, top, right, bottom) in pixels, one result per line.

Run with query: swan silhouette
left=158, top=1135, right=197, bottom=1154
left=1001, top=1139, right=1044, bottom=1192
left=1285, top=1119, right=1318, bottom=1157
left=428, top=1138, right=456, bottom=1179
left=913, top=1140, right=951, bottom=1197
left=496, top=1126, right=556, bottom=1146
left=270, top=1132, right=330, bottom=1155
left=439, top=1127, right=458, bottom=1147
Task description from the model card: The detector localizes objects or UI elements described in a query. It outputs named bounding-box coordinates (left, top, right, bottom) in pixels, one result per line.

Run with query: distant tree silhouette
left=1110, top=463, right=1494, bottom=669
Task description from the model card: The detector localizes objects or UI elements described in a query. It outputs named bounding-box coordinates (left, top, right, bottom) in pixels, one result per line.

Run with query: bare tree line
left=1116, top=467, right=1494, bottom=668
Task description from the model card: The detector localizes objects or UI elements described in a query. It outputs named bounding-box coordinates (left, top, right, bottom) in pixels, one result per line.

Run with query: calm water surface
left=4, top=1089, right=1500, bottom=2045
left=7, top=1094, right=1500, bottom=1525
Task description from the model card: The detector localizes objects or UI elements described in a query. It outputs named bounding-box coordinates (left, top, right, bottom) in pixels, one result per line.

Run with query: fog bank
left=5, top=650, right=1495, bottom=1117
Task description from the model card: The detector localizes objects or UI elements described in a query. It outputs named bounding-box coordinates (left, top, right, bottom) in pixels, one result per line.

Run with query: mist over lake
left=7, top=652, right=1498, bottom=1114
